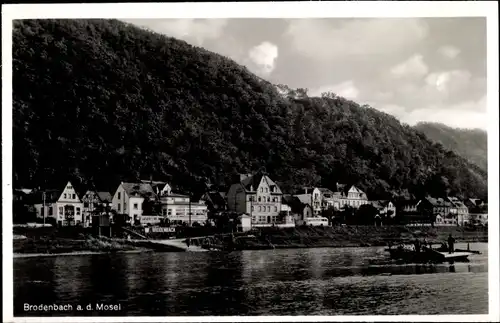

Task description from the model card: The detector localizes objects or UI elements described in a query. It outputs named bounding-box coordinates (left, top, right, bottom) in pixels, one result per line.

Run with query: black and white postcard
left=2, top=2, right=499, bottom=322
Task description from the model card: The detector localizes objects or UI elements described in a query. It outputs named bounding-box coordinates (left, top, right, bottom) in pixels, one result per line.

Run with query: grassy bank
left=12, top=226, right=151, bottom=255
left=12, top=225, right=487, bottom=254
left=13, top=235, right=148, bottom=254
left=234, top=225, right=488, bottom=250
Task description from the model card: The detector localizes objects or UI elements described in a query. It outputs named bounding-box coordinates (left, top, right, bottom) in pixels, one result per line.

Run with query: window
left=118, top=192, right=121, bottom=199
left=59, top=207, right=63, bottom=215
left=64, top=194, right=67, bottom=198
left=258, top=197, right=261, bottom=202
left=48, top=207, right=53, bottom=216
left=260, top=188, right=263, bottom=193
left=274, top=206, right=278, bottom=212
left=267, top=206, right=271, bottom=212
left=133, top=203, right=138, bottom=210
left=258, top=206, right=262, bottom=212
left=76, top=208, right=81, bottom=215
left=251, top=206, right=254, bottom=211
left=72, top=194, right=76, bottom=199
left=118, top=204, right=121, bottom=212
left=265, top=188, right=268, bottom=193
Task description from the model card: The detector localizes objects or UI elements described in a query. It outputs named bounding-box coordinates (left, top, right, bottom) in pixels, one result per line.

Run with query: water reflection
left=14, top=243, right=488, bottom=316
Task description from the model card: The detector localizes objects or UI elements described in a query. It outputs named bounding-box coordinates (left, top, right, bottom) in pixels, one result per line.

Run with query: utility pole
left=89, top=193, right=94, bottom=228
left=250, top=194, right=253, bottom=227
left=42, top=191, right=46, bottom=225
left=189, top=189, right=192, bottom=227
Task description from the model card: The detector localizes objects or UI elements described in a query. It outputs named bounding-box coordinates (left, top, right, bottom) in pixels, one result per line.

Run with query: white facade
left=34, top=182, right=84, bottom=227
left=160, top=199, right=208, bottom=225
left=227, top=174, right=282, bottom=225
left=339, top=186, right=369, bottom=208
left=111, top=183, right=146, bottom=225
left=295, top=187, right=322, bottom=215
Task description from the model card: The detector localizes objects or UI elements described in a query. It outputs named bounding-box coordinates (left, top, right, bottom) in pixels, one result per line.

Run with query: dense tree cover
left=12, top=19, right=488, bottom=200
left=414, top=122, right=488, bottom=172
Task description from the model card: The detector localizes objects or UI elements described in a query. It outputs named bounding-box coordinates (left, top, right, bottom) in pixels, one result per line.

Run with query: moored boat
left=387, top=246, right=473, bottom=264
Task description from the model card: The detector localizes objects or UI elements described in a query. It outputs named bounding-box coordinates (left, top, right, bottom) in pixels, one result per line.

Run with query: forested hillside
left=12, top=19, right=488, bottom=200
left=414, top=122, right=487, bottom=171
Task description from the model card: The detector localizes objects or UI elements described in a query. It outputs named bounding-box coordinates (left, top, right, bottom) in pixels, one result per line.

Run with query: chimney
left=304, top=187, right=308, bottom=194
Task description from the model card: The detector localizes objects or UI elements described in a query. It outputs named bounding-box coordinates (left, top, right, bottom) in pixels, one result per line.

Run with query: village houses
left=421, top=197, right=458, bottom=226
left=371, top=200, right=397, bottom=218
left=150, top=180, right=208, bottom=225
left=226, top=172, right=283, bottom=225
left=334, top=183, right=370, bottom=209
left=31, top=181, right=84, bottom=227
left=111, top=182, right=158, bottom=225
left=81, top=190, right=112, bottom=227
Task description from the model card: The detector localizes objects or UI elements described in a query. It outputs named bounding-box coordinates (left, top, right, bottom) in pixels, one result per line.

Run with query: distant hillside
left=12, top=19, right=488, bottom=200
left=414, top=122, right=487, bottom=171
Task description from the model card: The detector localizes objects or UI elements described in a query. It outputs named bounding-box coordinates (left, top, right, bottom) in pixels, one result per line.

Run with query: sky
left=124, top=18, right=487, bottom=130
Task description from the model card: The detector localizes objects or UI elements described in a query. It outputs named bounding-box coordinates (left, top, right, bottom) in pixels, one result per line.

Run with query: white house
left=294, top=187, right=322, bottom=215
left=335, top=183, right=370, bottom=209
left=111, top=182, right=158, bottom=225
left=227, top=172, right=283, bottom=225
left=32, top=181, right=84, bottom=227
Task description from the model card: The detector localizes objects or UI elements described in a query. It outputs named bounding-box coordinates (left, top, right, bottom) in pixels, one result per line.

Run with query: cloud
left=438, top=45, right=461, bottom=59
left=247, top=41, right=279, bottom=76
left=374, top=96, right=487, bottom=130
left=122, top=19, right=228, bottom=45
left=310, top=81, right=360, bottom=100
left=390, top=54, right=429, bottom=78
left=285, top=18, right=428, bottom=60
left=425, top=70, right=472, bottom=94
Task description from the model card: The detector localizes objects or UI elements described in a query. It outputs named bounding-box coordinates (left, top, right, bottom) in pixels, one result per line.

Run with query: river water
left=14, top=242, right=488, bottom=316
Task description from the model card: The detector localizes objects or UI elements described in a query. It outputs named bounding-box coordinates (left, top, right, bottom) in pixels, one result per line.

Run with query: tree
left=12, top=19, right=488, bottom=202
left=355, top=204, right=379, bottom=225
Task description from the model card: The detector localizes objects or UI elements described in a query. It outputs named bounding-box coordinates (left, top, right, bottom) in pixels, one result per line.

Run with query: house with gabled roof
left=111, top=182, right=158, bottom=225
left=81, top=190, right=113, bottom=226
left=30, top=181, right=84, bottom=227
left=333, top=183, right=369, bottom=209
left=371, top=200, right=397, bottom=218
left=421, top=197, right=458, bottom=226
left=227, top=172, right=283, bottom=225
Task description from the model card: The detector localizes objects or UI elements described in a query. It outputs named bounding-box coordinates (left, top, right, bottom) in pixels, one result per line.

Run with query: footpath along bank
left=13, top=224, right=487, bottom=256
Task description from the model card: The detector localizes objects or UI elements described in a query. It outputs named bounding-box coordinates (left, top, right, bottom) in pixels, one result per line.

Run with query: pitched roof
left=97, top=191, right=112, bottom=203
left=203, top=191, right=227, bottom=207
left=318, top=187, right=334, bottom=195
left=425, top=197, right=453, bottom=207
left=295, top=194, right=312, bottom=205
left=395, top=199, right=421, bottom=208
left=239, top=172, right=282, bottom=194
left=121, top=182, right=157, bottom=199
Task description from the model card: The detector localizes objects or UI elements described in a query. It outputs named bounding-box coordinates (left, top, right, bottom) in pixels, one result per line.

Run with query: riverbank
left=12, top=225, right=487, bottom=256
left=13, top=235, right=153, bottom=255
left=231, top=225, right=488, bottom=250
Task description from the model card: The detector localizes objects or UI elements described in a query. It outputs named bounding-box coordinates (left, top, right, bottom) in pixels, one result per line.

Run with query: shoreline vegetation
left=13, top=225, right=487, bottom=258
